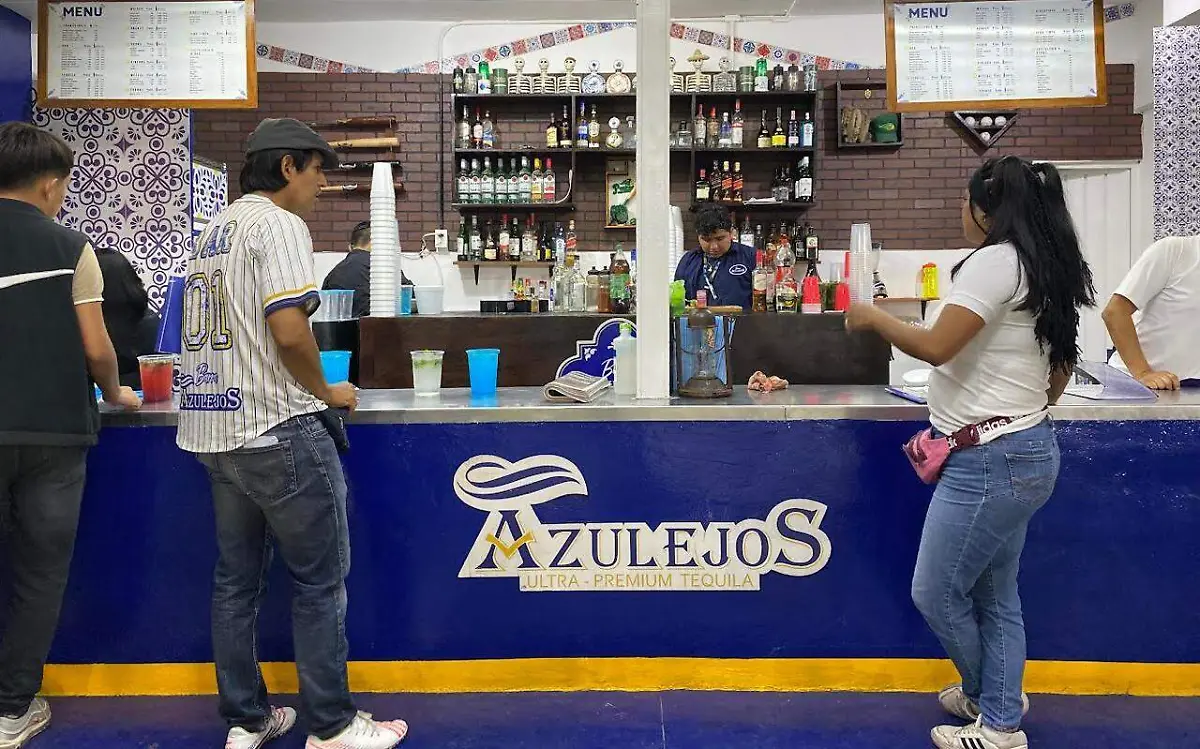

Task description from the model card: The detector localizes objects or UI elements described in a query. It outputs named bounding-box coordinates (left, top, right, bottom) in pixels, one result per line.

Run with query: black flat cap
left=245, top=118, right=339, bottom=169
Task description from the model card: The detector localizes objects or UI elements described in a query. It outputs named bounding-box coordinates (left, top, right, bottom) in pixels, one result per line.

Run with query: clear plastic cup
left=411, top=350, right=444, bottom=396
left=466, top=348, right=500, bottom=397
left=138, top=354, right=176, bottom=403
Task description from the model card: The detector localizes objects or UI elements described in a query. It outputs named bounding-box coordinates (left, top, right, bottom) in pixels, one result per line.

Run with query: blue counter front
left=30, top=388, right=1200, bottom=696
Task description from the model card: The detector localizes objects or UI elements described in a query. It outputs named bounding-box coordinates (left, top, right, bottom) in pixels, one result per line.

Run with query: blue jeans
left=198, top=414, right=356, bottom=740
left=911, top=419, right=1059, bottom=732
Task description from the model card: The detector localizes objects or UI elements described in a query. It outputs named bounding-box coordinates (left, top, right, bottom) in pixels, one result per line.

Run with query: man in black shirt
left=322, top=221, right=411, bottom=317
left=95, top=246, right=158, bottom=388
left=0, top=123, right=140, bottom=748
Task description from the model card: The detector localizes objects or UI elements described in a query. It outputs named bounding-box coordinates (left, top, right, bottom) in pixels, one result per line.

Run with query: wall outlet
left=434, top=228, right=449, bottom=253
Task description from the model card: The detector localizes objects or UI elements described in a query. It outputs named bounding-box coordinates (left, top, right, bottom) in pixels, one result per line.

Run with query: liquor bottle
left=484, top=219, right=498, bottom=261
left=509, top=216, right=522, bottom=261
left=588, top=105, right=601, bottom=149
left=731, top=161, right=744, bottom=203
left=458, top=106, right=472, bottom=149
left=709, top=107, right=719, bottom=145
left=695, top=168, right=710, bottom=202
left=498, top=214, right=511, bottom=259
left=709, top=161, right=723, bottom=202
left=732, top=99, right=744, bottom=148
left=565, top=219, right=578, bottom=259
left=531, top=158, right=544, bottom=204
left=754, top=57, right=769, bottom=92
left=693, top=103, right=707, bottom=148
left=546, top=112, right=559, bottom=148
left=560, top=106, right=572, bottom=147
left=720, top=161, right=733, bottom=203
left=468, top=158, right=482, bottom=204
left=481, top=157, right=495, bottom=204
left=774, top=236, right=798, bottom=312
left=718, top=112, right=733, bottom=148
left=739, top=214, right=754, bottom=247
left=752, top=250, right=768, bottom=312
left=554, top=222, right=567, bottom=265
left=494, top=158, right=509, bottom=204
left=795, top=157, right=814, bottom=203
left=802, top=111, right=815, bottom=148
left=521, top=215, right=537, bottom=262
left=772, top=64, right=785, bottom=92
left=472, top=107, right=484, bottom=149
left=757, top=111, right=771, bottom=149
left=787, top=109, right=800, bottom=148
left=803, top=222, right=820, bottom=270
left=482, top=110, right=495, bottom=149
left=609, top=243, right=632, bottom=314
left=457, top=221, right=469, bottom=261
left=518, top=156, right=533, bottom=204
left=470, top=216, right=483, bottom=261
left=772, top=107, right=786, bottom=148
left=576, top=102, right=589, bottom=148
left=543, top=158, right=556, bottom=203
left=457, top=158, right=470, bottom=203
left=754, top=224, right=765, bottom=251
left=508, top=157, right=520, bottom=205
left=478, top=60, right=492, bottom=94
left=626, top=115, right=637, bottom=149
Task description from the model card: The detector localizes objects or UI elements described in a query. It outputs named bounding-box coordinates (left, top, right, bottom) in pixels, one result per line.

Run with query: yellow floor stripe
left=39, top=658, right=1200, bottom=698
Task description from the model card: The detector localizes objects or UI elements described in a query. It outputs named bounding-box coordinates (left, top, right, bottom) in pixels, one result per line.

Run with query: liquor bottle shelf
left=451, top=91, right=819, bottom=102
left=692, top=146, right=816, bottom=153
left=454, top=260, right=556, bottom=284
left=452, top=147, right=574, bottom=154
left=452, top=145, right=809, bottom=155
left=452, top=202, right=575, bottom=212
left=689, top=201, right=817, bottom=211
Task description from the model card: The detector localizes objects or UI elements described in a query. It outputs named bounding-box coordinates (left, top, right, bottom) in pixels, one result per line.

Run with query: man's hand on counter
left=104, top=385, right=143, bottom=410
left=324, top=382, right=359, bottom=412
left=1135, top=369, right=1181, bottom=391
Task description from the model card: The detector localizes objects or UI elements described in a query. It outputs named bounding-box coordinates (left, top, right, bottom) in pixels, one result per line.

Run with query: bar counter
left=42, top=386, right=1200, bottom=698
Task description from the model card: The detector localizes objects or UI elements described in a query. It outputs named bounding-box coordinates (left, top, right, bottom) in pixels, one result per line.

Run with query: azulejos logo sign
left=456, top=455, right=832, bottom=592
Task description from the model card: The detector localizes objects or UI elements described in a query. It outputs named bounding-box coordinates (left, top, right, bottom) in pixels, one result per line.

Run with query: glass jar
left=675, top=121, right=693, bottom=148
left=785, top=65, right=801, bottom=92
left=739, top=66, right=755, bottom=92
left=464, top=67, right=478, bottom=94
left=803, top=64, right=818, bottom=92
left=493, top=68, right=508, bottom=95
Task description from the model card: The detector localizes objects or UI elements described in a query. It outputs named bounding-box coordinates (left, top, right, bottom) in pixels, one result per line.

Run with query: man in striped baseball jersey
left=177, top=119, right=407, bottom=749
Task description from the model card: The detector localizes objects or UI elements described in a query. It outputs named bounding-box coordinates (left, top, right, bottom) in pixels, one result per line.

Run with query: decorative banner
left=256, top=3, right=1136, bottom=76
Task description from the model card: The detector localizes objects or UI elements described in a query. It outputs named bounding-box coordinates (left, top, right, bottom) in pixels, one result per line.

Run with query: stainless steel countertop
left=102, top=386, right=1200, bottom=426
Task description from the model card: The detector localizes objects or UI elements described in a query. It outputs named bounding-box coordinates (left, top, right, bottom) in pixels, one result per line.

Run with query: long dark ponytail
left=955, top=156, right=1096, bottom=370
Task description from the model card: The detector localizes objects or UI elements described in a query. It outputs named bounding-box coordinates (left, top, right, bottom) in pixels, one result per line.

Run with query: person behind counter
left=322, top=220, right=412, bottom=318
left=674, top=204, right=756, bottom=309
left=846, top=156, right=1095, bottom=749
left=1101, top=236, right=1200, bottom=390
left=0, top=122, right=140, bottom=749
left=175, top=118, right=408, bottom=749
left=95, top=246, right=158, bottom=388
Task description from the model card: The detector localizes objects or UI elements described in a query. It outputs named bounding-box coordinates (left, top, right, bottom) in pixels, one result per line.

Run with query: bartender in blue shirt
left=674, top=204, right=756, bottom=309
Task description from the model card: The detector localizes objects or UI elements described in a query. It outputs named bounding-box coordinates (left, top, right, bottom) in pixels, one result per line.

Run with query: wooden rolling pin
left=320, top=182, right=404, bottom=195
left=327, top=137, right=401, bottom=151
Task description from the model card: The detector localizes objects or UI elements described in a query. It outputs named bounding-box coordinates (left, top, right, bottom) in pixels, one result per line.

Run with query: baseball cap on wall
left=245, top=118, right=339, bottom=169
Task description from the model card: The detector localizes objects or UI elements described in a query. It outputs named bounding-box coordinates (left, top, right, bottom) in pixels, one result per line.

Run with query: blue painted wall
left=0, top=7, right=30, bottom=123
left=31, top=419, right=1200, bottom=665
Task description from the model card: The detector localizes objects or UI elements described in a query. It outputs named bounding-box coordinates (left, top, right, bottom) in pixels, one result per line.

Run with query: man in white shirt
left=177, top=119, right=407, bottom=749
left=1102, top=236, right=1200, bottom=390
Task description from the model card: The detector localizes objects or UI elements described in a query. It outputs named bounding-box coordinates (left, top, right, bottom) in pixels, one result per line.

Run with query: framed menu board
left=884, top=0, right=1106, bottom=112
left=38, top=0, right=257, bottom=108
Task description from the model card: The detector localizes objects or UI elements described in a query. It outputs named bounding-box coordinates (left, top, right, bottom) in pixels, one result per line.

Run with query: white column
left=635, top=0, right=672, bottom=399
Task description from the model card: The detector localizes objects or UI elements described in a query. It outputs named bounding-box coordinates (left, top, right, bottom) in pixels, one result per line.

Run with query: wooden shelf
left=454, top=260, right=556, bottom=284
left=951, top=111, right=1020, bottom=151
left=693, top=146, right=815, bottom=153
left=835, top=80, right=903, bottom=150
left=689, top=201, right=816, bottom=211
left=452, top=91, right=819, bottom=102
left=838, top=141, right=903, bottom=150
left=452, top=147, right=574, bottom=155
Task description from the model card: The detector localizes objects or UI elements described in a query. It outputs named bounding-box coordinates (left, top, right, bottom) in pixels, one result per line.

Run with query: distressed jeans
left=911, top=419, right=1059, bottom=732
left=198, top=413, right=356, bottom=740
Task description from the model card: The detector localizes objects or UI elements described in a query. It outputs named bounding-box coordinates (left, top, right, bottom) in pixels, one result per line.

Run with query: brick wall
left=193, top=65, right=1139, bottom=255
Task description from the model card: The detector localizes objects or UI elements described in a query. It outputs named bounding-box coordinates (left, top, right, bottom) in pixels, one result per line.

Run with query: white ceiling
left=1, top=0, right=885, bottom=24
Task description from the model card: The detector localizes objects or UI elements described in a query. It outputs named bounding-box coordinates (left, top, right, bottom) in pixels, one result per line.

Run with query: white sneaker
left=306, top=711, right=408, bottom=749
left=226, top=706, right=297, bottom=749
left=932, top=716, right=1029, bottom=749
left=939, top=684, right=1030, bottom=722
left=0, top=697, right=51, bottom=749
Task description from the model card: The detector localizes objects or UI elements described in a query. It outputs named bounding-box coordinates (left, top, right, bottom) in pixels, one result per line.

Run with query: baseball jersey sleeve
left=253, top=210, right=320, bottom=317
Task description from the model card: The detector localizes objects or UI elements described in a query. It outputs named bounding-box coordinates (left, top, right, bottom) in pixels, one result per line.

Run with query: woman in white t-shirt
left=847, top=156, right=1095, bottom=749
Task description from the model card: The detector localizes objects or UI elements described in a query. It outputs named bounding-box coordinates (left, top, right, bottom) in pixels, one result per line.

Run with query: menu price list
left=47, top=2, right=249, bottom=102
left=893, top=0, right=1098, bottom=105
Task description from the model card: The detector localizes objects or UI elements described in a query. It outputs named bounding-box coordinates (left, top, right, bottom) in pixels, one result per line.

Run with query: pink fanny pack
left=902, top=416, right=1021, bottom=484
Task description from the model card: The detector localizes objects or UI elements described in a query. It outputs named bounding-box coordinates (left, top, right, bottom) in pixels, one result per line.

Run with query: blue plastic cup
left=466, top=348, right=500, bottom=396
left=155, top=275, right=185, bottom=354
left=397, top=285, right=413, bottom=316
left=320, top=350, right=352, bottom=384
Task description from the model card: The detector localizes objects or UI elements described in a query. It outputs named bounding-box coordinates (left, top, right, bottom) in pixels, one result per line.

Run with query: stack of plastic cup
left=370, top=162, right=400, bottom=318
left=801, top=275, right=823, bottom=314
left=848, top=223, right=874, bottom=304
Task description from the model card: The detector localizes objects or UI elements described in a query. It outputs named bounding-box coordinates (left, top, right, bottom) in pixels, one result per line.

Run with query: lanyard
left=702, top=256, right=720, bottom=301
